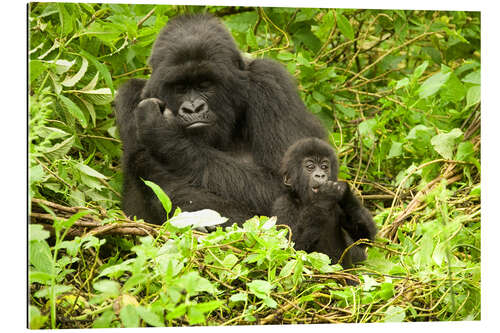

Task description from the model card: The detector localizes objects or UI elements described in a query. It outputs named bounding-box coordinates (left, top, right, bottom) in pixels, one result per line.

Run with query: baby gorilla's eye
left=321, top=164, right=329, bottom=170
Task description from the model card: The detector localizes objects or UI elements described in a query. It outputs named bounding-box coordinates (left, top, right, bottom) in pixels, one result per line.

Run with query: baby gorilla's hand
left=317, top=180, right=348, bottom=202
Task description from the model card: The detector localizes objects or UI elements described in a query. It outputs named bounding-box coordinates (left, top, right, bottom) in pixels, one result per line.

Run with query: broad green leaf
left=462, top=70, right=480, bottom=84
left=62, top=57, right=88, bottom=87
left=76, top=162, right=108, bottom=179
left=456, top=141, right=475, bottom=162
left=384, top=305, right=406, bottom=322
left=46, top=59, right=75, bottom=74
left=29, top=60, right=48, bottom=84
left=136, top=306, right=164, bottom=327
left=358, top=118, right=377, bottom=147
left=29, top=271, right=54, bottom=284
left=143, top=180, right=172, bottom=216
left=120, top=305, right=140, bottom=328
left=58, top=3, right=73, bottom=35
left=59, top=95, right=87, bottom=128
left=466, top=85, right=481, bottom=108
left=34, top=285, right=73, bottom=298
left=336, top=13, right=354, bottom=40
left=395, top=77, right=409, bottom=90
left=418, top=70, right=451, bottom=98
left=388, top=141, right=403, bottom=159
left=77, top=88, right=113, bottom=105
left=80, top=50, right=115, bottom=96
left=248, top=280, right=274, bottom=299
left=188, top=306, right=205, bottom=325
left=29, top=240, right=53, bottom=274
left=430, top=128, right=463, bottom=159
left=229, top=292, right=248, bottom=303
left=412, top=61, right=428, bottom=82
left=82, top=72, right=99, bottom=91
left=277, top=52, right=294, bottom=61
left=165, top=304, right=187, bottom=320
left=40, top=135, right=75, bottom=160
left=441, top=73, right=466, bottom=102
left=29, top=224, right=50, bottom=242
left=93, top=309, right=115, bottom=328
left=29, top=305, right=48, bottom=329
left=93, top=280, right=120, bottom=296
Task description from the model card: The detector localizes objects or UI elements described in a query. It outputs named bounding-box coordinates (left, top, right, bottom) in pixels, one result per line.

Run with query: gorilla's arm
left=337, top=184, right=377, bottom=243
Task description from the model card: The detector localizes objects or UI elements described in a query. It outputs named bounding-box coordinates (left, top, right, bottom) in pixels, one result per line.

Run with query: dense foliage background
left=28, top=3, right=480, bottom=328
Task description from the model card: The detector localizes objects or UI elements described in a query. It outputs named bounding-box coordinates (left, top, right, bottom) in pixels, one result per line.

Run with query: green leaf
left=277, top=52, right=295, bottom=61
left=76, top=163, right=108, bottom=179
left=34, top=285, right=73, bottom=298
left=229, top=292, right=248, bottom=303
left=384, top=305, right=406, bottom=322
left=456, top=141, right=475, bottom=162
left=77, top=88, right=113, bottom=105
left=248, top=280, right=274, bottom=299
left=29, top=224, right=50, bottom=242
left=29, top=240, right=53, bottom=274
left=120, top=305, right=140, bottom=328
left=466, top=85, right=481, bottom=108
left=93, top=280, right=120, bottom=297
left=165, top=304, right=187, bottom=320
left=418, top=70, right=451, bottom=98
left=40, top=135, right=75, bottom=160
left=430, top=128, right=463, bottom=159
left=358, top=118, right=377, bottom=147
left=93, top=309, right=115, bottom=328
left=29, top=305, right=48, bottom=329
left=462, top=70, right=480, bottom=84
left=412, top=61, right=428, bottom=82
left=336, top=13, right=354, bottom=40
left=143, top=180, right=172, bottom=217
left=388, top=141, right=403, bottom=159
left=80, top=50, right=115, bottom=96
left=136, top=306, right=164, bottom=327
left=59, top=95, right=87, bottom=128
left=29, top=271, right=54, bottom=284
left=62, top=57, right=88, bottom=87
left=441, top=73, right=466, bottom=102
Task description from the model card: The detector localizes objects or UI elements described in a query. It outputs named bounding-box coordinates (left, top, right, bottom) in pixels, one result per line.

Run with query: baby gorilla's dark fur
left=114, top=14, right=326, bottom=225
left=272, top=138, right=377, bottom=268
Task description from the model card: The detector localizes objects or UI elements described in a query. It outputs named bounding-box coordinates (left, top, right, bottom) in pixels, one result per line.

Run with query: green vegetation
left=28, top=3, right=480, bottom=328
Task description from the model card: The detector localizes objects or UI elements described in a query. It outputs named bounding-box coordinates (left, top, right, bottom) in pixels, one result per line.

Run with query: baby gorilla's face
left=303, top=156, right=331, bottom=194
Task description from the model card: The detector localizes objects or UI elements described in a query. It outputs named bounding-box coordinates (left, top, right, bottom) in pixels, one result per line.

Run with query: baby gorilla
left=272, top=138, right=377, bottom=268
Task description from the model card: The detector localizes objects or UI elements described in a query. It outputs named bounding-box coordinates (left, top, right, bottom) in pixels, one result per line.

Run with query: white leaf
left=169, top=209, right=228, bottom=228
left=62, top=57, right=88, bottom=87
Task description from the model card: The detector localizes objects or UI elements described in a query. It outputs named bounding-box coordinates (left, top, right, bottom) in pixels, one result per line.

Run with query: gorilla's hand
left=135, top=98, right=177, bottom=141
left=316, top=180, right=348, bottom=202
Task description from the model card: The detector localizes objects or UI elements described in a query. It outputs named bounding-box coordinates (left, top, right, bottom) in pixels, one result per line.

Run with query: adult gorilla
left=114, top=14, right=326, bottom=225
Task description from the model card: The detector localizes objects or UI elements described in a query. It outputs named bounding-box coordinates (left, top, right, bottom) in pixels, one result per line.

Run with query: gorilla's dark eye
left=321, top=164, right=329, bottom=170
left=174, top=83, right=188, bottom=94
left=198, top=81, right=212, bottom=90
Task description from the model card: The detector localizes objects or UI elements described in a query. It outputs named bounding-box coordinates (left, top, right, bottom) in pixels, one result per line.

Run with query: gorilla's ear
left=283, top=175, right=291, bottom=187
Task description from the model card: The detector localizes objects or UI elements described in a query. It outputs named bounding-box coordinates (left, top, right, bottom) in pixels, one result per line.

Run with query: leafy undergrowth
left=28, top=3, right=480, bottom=328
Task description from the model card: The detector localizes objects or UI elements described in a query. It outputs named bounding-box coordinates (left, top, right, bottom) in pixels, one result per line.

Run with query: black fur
left=114, top=14, right=326, bottom=225
left=272, top=138, right=377, bottom=267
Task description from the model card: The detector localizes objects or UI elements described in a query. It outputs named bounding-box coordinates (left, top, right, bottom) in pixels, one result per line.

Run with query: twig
left=137, top=8, right=155, bottom=28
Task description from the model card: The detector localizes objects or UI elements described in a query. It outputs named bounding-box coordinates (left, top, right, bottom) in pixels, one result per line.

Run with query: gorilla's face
left=281, top=138, right=339, bottom=202
left=163, top=74, right=218, bottom=132
left=303, top=156, right=331, bottom=195
left=141, top=42, right=248, bottom=148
